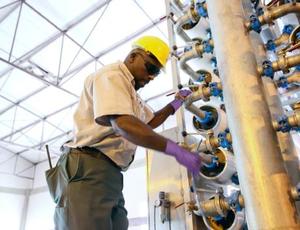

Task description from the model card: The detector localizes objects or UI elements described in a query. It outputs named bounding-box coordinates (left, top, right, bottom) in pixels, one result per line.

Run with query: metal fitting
left=291, top=183, right=300, bottom=201
left=248, top=14, right=262, bottom=33
left=200, top=194, right=230, bottom=217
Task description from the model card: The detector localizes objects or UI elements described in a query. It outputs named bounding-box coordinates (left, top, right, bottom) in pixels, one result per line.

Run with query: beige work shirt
left=66, top=61, right=154, bottom=170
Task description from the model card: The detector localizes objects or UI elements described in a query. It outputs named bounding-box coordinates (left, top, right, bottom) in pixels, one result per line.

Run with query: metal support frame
left=0, top=0, right=169, bottom=168
left=207, top=0, right=300, bottom=228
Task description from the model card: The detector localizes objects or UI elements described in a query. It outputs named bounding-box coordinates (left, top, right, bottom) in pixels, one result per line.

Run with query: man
left=47, top=36, right=202, bottom=230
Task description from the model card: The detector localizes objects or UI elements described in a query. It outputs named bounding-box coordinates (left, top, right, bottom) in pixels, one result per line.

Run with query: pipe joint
left=274, top=112, right=300, bottom=132
left=248, top=14, right=262, bottom=33
left=226, top=191, right=244, bottom=211
left=262, top=60, right=274, bottom=78
left=217, top=129, right=232, bottom=149
left=202, top=39, right=214, bottom=54
left=282, top=24, right=294, bottom=35
left=276, top=76, right=289, bottom=88
left=196, top=111, right=213, bottom=124
left=200, top=194, right=229, bottom=217
left=266, top=39, right=276, bottom=51
left=209, top=82, right=223, bottom=98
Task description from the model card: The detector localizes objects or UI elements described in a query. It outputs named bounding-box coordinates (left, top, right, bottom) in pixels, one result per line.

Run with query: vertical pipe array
left=206, top=1, right=300, bottom=229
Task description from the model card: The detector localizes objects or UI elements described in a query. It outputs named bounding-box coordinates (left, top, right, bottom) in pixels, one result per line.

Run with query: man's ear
left=129, top=52, right=137, bottom=63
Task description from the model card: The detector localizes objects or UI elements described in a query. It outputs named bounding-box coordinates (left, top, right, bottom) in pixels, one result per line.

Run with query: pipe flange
left=214, top=195, right=227, bottom=217
left=289, top=25, right=300, bottom=45
left=288, top=111, right=300, bottom=127
left=188, top=7, right=199, bottom=24
left=277, top=55, right=289, bottom=73
left=260, top=9, right=273, bottom=25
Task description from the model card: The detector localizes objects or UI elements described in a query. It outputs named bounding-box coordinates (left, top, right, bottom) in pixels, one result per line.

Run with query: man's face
left=132, top=51, right=162, bottom=90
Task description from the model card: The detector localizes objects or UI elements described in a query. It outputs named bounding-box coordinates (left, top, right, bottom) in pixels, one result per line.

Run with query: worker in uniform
left=46, top=35, right=203, bottom=230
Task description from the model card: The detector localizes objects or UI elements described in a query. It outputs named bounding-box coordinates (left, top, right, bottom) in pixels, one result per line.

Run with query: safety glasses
left=144, top=61, right=161, bottom=76
left=136, top=52, right=161, bottom=76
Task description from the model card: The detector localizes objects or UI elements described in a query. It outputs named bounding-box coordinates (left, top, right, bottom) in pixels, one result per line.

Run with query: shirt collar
left=118, top=61, right=135, bottom=87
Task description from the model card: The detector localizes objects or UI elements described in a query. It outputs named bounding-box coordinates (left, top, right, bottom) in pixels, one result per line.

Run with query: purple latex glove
left=169, top=89, right=192, bottom=113
left=165, top=140, right=201, bottom=174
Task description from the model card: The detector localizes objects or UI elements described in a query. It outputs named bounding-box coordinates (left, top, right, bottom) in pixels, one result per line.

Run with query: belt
left=70, top=146, right=121, bottom=171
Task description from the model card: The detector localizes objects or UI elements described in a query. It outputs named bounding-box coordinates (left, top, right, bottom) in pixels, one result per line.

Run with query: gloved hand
left=165, top=140, right=201, bottom=174
left=169, top=89, right=192, bottom=113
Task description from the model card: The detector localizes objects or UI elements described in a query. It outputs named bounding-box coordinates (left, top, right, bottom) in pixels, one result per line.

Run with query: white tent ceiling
left=0, top=0, right=175, bottom=179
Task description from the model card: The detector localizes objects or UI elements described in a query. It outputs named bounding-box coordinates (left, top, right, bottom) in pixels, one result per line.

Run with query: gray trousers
left=46, top=148, right=129, bottom=230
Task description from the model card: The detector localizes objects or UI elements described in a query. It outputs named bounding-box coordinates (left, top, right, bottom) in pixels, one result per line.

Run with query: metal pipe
left=207, top=1, right=300, bottom=229
left=179, top=43, right=203, bottom=81
left=288, top=71, right=300, bottom=83
left=175, top=7, right=198, bottom=42
left=245, top=2, right=300, bottom=30
left=274, top=32, right=290, bottom=46
left=272, top=54, right=300, bottom=72
left=250, top=32, right=300, bottom=213
left=288, top=111, right=300, bottom=127
left=170, top=0, right=185, bottom=14
left=179, top=41, right=214, bottom=81
left=257, top=54, right=300, bottom=75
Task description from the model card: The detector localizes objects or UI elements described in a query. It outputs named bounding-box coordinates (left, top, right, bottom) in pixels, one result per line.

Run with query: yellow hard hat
left=132, top=36, right=170, bottom=67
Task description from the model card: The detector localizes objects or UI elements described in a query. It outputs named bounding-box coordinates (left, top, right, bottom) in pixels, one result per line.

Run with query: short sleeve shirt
left=66, top=61, right=154, bottom=170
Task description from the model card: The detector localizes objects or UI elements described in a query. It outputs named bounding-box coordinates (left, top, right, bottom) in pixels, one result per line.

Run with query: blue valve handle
left=277, top=76, right=288, bottom=89
left=282, top=24, right=294, bottom=35
left=266, top=40, right=276, bottom=51
left=209, top=82, right=222, bottom=97
left=196, top=3, right=208, bottom=18
left=202, top=40, right=214, bottom=54
left=262, top=60, right=274, bottom=78
left=218, top=130, right=232, bottom=149
left=203, top=156, right=219, bottom=169
left=249, top=14, right=262, bottom=33
left=196, top=111, right=213, bottom=124
left=197, top=73, right=206, bottom=83
left=277, top=115, right=292, bottom=133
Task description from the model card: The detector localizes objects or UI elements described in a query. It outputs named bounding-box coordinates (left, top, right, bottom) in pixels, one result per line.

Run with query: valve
left=209, top=82, right=223, bottom=99
left=278, top=115, right=292, bottom=132
left=196, top=111, right=213, bottom=125
left=217, top=129, right=232, bottom=149
left=155, top=191, right=171, bottom=224
left=196, top=2, right=208, bottom=18
left=249, top=14, right=262, bottom=33
left=282, top=24, right=294, bottom=35
left=276, top=76, right=289, bottom=88
left=197, top=72, right=207, bottom=83
left=266, top=39, right=276, bottom=51
left=203, top=155, right=219, bottom=169
left=202, top=40, right=214, bottom=54
left=210, top=57, right=219, bottom=76
left=262, top=60, right=274, bottom=78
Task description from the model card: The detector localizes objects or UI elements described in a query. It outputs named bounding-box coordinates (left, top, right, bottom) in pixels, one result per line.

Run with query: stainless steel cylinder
left=206, top=1, right=300, bottom=229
